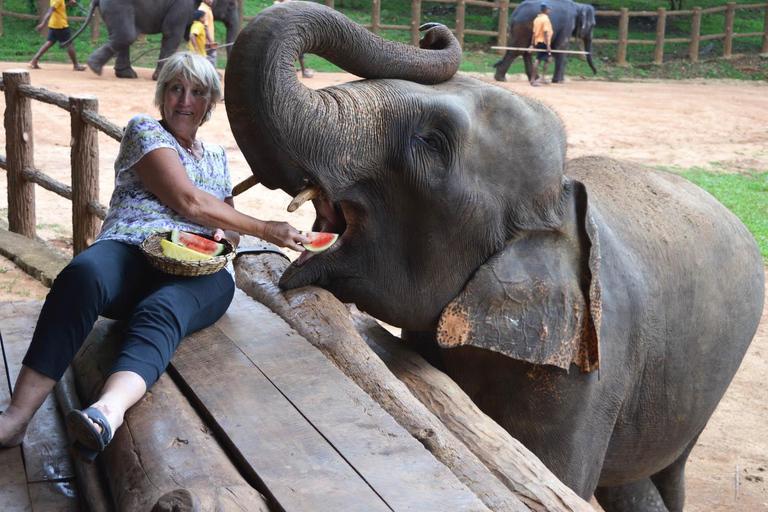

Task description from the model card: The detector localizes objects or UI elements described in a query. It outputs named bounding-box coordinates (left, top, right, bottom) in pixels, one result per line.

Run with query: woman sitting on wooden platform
left=0, top=52, right=309, bottom=461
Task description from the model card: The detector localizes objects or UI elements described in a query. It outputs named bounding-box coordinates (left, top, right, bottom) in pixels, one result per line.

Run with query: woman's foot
left=0, top=407, right=32, bottom=448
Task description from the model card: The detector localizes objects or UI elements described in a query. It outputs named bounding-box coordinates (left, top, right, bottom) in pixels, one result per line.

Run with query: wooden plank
left=216, top=291, right=487, bottom=512
left=0, top=302, right=74, bottom=487
left=28, top=481, right=80, bottom=512
left=170, top=313, right=391, bottom=512
left=0, top=303, right=32, bottom=511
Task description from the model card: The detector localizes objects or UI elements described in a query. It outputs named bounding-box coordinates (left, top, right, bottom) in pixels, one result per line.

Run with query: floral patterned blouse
left=96, top=114, right=232, bottom=246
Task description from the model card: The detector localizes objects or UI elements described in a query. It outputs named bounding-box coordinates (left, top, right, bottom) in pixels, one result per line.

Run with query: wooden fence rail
left=3, top=2, right=767, bottom=62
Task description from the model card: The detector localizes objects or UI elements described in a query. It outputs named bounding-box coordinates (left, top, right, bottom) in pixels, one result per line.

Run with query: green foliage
left=672, top=168, right=768, bottom=261
left=1, top=0, right=766, bottom=79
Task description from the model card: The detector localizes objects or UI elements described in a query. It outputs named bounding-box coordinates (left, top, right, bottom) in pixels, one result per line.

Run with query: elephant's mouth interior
left=293, top=187, right=349, bottom=266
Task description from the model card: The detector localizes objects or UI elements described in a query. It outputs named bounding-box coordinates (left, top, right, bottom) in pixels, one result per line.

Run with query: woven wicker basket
left=140, top=231, right=235, bottom=277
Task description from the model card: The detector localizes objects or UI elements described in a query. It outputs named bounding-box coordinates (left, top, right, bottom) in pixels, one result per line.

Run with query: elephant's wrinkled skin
left=67, top=0, right=239, bottom=79
left=493, top=0, right=597, bottom=83
left=225, top=3, right=765, bottom=511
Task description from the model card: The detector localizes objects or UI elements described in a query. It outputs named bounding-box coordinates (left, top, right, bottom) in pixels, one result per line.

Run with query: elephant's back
left=565, top=155, right=764, bottom=483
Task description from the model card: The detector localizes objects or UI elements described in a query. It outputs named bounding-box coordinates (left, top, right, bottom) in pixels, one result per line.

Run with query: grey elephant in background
left=494, top=0, right=597, bottom=83
left=66, top=0, right=239, bottom=79
left=225, top=3, right=765, bottom=511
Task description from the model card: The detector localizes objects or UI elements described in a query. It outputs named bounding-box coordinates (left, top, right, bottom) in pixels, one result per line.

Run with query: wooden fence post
left=70, top=95, right=100, bottom=255
left=3, top=70, right=37, bottom=239
left=237, top=0, right=244, bottom=33
left=410, top=0, right=421, bottom=46
left=689, top=7, right=701, bottom=61
left=455, top=0, right=465, bottom=49
left=371, top=0, right=381, bottom=36
left=325, top=0, right=335, bottom=9
left=497, top=0, right=510, bottom=52
left=723, top=2, right=736, bottom=58
left=617, top=7, right=629, bottom=65
left=762, top=2, right=768, bottom=54
left=654, top=7, right=667, bottom=64
left=0, top=0, right=4, bottom=38
left=90, top=6, right=101, bottom=45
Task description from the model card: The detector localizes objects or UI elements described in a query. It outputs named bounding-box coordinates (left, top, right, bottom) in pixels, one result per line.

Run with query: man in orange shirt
left=29, top=0, right=86, bottom=71
left=528, top=2, right=552, bottom=87
left=199, top=0, right=218, bottom=69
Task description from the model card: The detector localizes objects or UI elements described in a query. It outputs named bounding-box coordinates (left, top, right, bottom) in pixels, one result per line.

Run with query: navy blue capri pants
left=23, top=240, right=235, bottom=388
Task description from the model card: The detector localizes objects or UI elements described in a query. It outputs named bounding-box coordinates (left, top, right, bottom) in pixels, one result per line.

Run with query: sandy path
left=0, top=62, right=766, bottom=511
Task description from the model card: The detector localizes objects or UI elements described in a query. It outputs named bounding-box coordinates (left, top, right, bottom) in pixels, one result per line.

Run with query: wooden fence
left=0, top=68, right=256, bottom=255
left=3, top=1, right=768, bottom=63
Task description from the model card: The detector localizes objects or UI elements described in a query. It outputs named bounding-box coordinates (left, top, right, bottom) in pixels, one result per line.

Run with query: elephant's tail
left=62, top=0, right=99, bottom=47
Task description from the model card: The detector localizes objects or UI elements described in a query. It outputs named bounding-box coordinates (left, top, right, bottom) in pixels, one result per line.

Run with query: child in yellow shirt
left=189, top=10, right=208, bottom=56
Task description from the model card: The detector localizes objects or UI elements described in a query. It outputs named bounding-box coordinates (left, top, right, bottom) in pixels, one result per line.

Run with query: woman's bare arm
left=133, top=147, right=308, bottom=251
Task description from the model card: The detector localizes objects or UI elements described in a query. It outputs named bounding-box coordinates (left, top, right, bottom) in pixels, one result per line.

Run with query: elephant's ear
left=437, top=179, right=602, bottom=372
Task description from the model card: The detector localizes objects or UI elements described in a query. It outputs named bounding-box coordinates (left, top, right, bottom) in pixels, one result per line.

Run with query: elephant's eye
left=414, top=133, right=439, bottom=152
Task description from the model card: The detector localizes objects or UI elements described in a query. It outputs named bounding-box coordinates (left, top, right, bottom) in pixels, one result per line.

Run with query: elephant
left=66, top=0, right=239, bottom=79
left=224, top=3, right=765, bottom=511
left=493, top=0, right=597, bottom=83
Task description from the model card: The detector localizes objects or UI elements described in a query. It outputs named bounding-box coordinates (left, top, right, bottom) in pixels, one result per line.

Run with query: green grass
left=2, top=0, right=765, bottom=79
left=671, top=168, right=768, bottom=261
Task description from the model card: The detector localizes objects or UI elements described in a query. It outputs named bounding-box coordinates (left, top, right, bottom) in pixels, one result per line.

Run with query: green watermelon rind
left=301, top=231, right=339, bottom=252
left=170, top=229, right=225, bottom=256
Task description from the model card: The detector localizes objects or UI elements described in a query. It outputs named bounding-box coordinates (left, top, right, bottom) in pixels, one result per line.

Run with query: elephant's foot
left=493, top=70, right=507, bottom=82
left=152, top=69, right=159, bottom=81
left=86, top=56, right=104, bottom=76
left=115, top=67, right=138, bottom=79
left=552, top=78, right=564, bottom=84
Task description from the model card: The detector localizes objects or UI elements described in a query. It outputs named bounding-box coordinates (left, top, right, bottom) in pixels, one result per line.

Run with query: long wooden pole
left=491, top=46, right=590, bottom=55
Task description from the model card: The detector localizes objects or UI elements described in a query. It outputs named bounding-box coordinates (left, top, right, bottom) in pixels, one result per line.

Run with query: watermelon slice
left=171, top=229, right=225, bottom=256
left=300, top=231, right=339, bottom=252
left=160, top=239, right=213, bottom=261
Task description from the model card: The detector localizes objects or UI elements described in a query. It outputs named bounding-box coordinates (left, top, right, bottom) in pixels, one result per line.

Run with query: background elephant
left=493, top=0, right=597, bottom=83
left=67, top=0, right=239, bottom=79
left=225, top=3, right=765, bottom=511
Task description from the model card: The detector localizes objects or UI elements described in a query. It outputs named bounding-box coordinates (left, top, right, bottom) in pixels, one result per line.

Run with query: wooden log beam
left=349, top=308, right=595, bottom=512
left=71, top=319, right=273, bottom=512
left=235, top=249, right=522, bottom=512
left=55, top=368, right=115, bottom=512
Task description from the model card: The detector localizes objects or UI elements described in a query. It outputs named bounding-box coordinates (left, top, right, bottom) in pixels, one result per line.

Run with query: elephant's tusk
left=287, top=186, right=319, bottom=212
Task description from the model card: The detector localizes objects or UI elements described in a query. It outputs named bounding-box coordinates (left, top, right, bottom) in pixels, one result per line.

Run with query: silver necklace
left=181, top=138, right=198, bottom=155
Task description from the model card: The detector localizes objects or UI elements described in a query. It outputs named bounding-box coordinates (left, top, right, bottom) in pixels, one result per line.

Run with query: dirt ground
left=0, top=62, right=766, bottom=511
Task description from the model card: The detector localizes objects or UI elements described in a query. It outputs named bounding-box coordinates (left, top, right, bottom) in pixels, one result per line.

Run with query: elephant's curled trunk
left=225, top=2, right=462, bottom=192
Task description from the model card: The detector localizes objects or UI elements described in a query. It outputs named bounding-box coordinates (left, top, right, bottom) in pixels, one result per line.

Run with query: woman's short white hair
left=154, top=52, right=222, bottom=125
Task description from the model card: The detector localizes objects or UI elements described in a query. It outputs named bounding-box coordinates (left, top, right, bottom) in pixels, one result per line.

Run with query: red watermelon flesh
left=301, top=231, right=339, bottom=252
left=170, top=229, right=225, bottom=256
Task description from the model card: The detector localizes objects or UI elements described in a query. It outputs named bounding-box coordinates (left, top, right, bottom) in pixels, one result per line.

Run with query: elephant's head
left=226, top=2, right=602, bottom=371
left=574, top=3, right=597, bottom=75
left=212, top=0, right=240, bottom=53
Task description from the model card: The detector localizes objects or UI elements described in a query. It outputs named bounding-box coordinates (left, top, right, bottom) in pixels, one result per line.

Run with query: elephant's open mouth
left=294, top=190, right=350, bottom=267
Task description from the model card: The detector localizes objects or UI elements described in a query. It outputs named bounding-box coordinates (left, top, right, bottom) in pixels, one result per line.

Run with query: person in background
left=528, top=2, right=553, bottom=87
left=189, top=10, right=208, bottom=56
left=0, top=52, right=309, bottom=461
left=29, top=0, right=86, bottom=71
left=199, top=0, right=219, bottom=70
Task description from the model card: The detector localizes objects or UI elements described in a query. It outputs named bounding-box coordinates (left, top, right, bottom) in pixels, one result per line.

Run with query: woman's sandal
left=66, top=407, right=113, bottom=462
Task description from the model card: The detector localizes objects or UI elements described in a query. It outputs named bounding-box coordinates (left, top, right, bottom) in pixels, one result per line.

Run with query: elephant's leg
left=114, top=48, right=138, bottom=79
left=153, top=27, right=185, bottom=81
left=86, top=43, right=118, bottom=76
left=594, top=478, right=669, bottom=512
left=492, top=51, right=518, bottom=82
left=648, top=433, right=701, bottom=512
left=552, top=54, right=567, bottom=83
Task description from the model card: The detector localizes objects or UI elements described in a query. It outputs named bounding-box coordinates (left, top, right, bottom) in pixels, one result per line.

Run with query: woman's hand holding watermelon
left=261, top=221, right=311, bottom=252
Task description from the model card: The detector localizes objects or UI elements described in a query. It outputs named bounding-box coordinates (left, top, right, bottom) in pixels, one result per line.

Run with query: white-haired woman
left=0, top=52, right=309, bottom=461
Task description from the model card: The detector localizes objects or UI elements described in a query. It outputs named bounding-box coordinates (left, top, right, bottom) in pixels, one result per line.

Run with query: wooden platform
left=0, top=291, right=484, bottom=511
